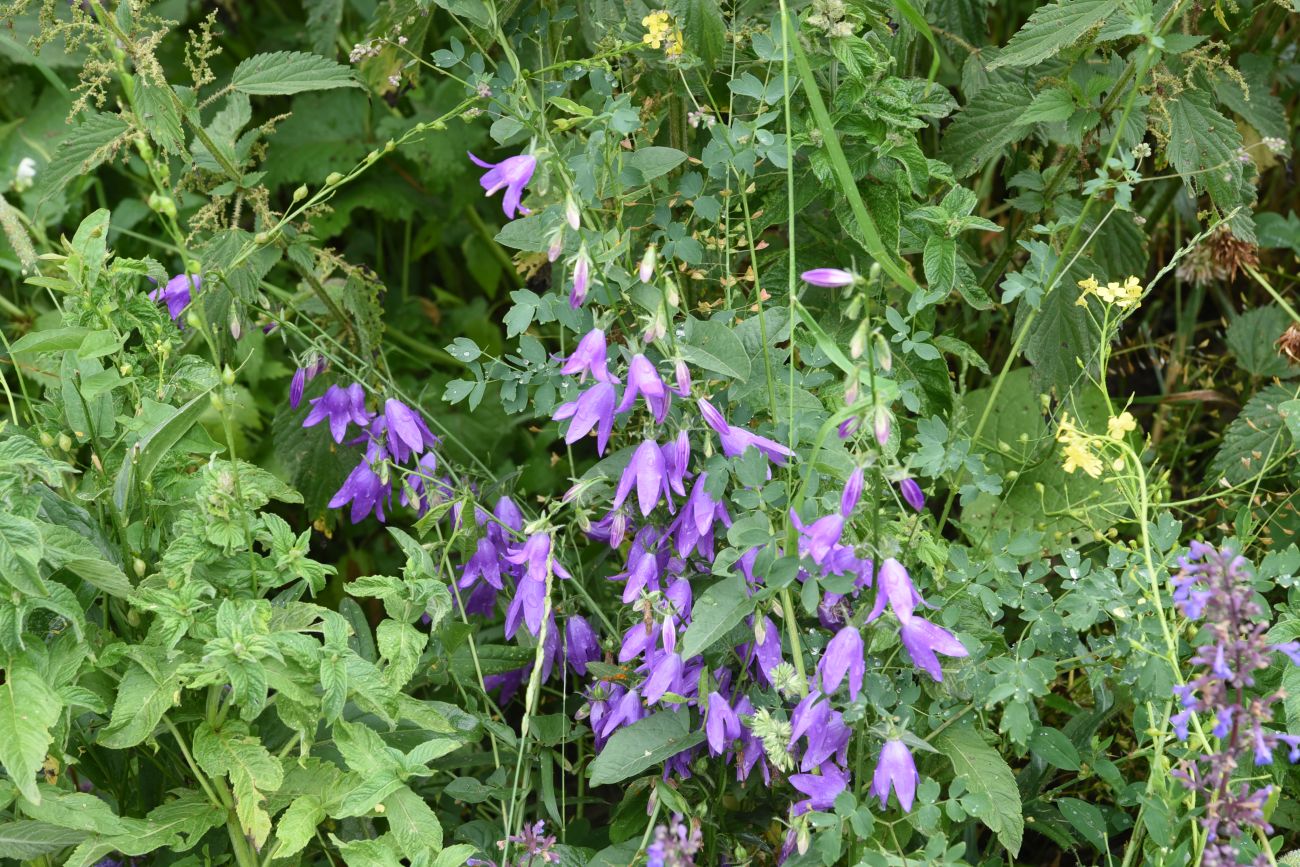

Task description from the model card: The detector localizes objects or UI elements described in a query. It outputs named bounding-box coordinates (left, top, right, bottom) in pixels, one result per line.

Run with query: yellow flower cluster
left=1076, top=274, right=1143, bottom=309
left=642, top=11, right=684, bottom=57
left=1056, top=411, right=1139, bottom=478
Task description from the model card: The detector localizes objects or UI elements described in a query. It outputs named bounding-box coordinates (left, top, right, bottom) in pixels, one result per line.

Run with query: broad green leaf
left=1226, top=306, right=1297, bottom=379
left=934, top=724, right=1023, bottom=855
left=1281, top=400, right=1300, bottom=443
left=1211, top=384, right=1295, bottom=486
left=681, top=318, right=752, bottom=382
left=62, top=792, right=224, bottom=866
left=40, top=524, right=132, bottom=598
left=679, top=575, right=755, bottom=659
left=231, top=51, right=361, bottom=95
left=923, top=235, right=957, bottom=294
left=272, top=795, right=326, bottom=860
left=381, top=785, right=443, bottom=855
left=0, top=655, right=63, bottom=804
left=38, top=113, right=129, bottom=206
left=377, top=619, right=426, bottom=691
left=99, top=656, right=182, bottom=748
left=137, top=79, right=185, bottom=155
left=987, top=0, right=1118, bottom=69
left=1165, top=89, right=1246, bottom=217
left=680, top=0, right=726, bottom=64
left=18, top=785, right=138, bottom=835
left=193, top=722, right=284, bottom=849
left=434, top=845, right=480, bottom=867
left=0, top=820, right=87, bottom=859
left=9, top=327, right=93, bottom=355
left=626, top=146, right=687, bottom=182
left=1021, top=87, right=1076, bottom=124
left=1058, top=797, right=1108, bottom=852
left=587, top=711, right=705, bottom=786
left=0, top=512, right=47, bottom=596
left=1028, top=727, right=1080, bottom=771
left=939, top=84, right=1034, bottom=177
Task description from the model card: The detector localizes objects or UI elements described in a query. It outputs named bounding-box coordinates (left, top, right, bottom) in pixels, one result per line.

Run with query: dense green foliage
left=0, top=0, right=1299, bottom=865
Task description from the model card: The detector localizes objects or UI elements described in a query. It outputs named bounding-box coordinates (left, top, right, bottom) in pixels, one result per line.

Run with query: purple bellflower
left=698, top=397, right=794, bottom=464
left=383, top=398, right=438, bottom=463
left=330, top=440, right=391, bottom=523
left=872, top=739, right=919, bottom=812
left=552, top=381, right=617, bottom=455
left=865, top=557, right=928, bottom=623
left=790, top=762, right=849, bottom=814
left=150, top=273, right=200, bottom=322
left=560, top=329, right=618, bottom=384
left=564, top=615, right=600, bottom=676
left=468, top=151, right=536, bottom=218
left=706, top=691, right=742, bottom=755
left=616, top=355, right=671, bottom=423
left=800, top=268, right=856, bottom=288
left=646, top=814, right=702, bottom=867
left=899, top=478, right=926, bottom=512
left=304, top=383, right=373, bottom=443
left=899, top=617, right=968, bottom=682
left=818, top=625, right=865, bottom=700
left=613, top=439, right=675, bottom=516
left=841, top=467, right=864, bottom=515
left=570, top=245, right=592, bottom=308
left=790, top=510, right=845, bottom=566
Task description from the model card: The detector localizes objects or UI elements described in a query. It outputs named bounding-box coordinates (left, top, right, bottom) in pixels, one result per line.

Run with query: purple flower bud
left=871, top=740, right=919, bottom=812
left=899, top=478, right=925, bottom=512
left=873, top=405, right=891, bottom=445
left=565, top=615, right=600, bottom=675
left=289, top=367, right=307, bottom=409
left=565, top=195, right=581, bottom=230
left=841, top=467, right=864, bottom=516
left=673, top=359, right=691, bottom=397
left=468, top=151, right=536, bottom=218
left=617, top=355, right=671, bottom=423
left=548, top=231, right=564, bottom=263
left=570, top=246, right=591, bottom=309
left=800, top=268, right=856, bottom=288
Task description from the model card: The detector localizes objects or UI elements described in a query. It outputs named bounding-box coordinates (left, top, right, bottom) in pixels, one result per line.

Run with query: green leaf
left=679, top=575, right=755, bottom=659
left=987, top=0, right=1118, bottom=69
left=0, top=513, right=46, bottom=596
left=193, top=722, right=284, bottom=849
left=678, top=0, right=726, bottom=64
left=681, top=318, right=752, bottom=382
left=923, top=235, right=957, bottom=294
left=626, top=146, right=687, bottom=182
left=434, top=845, right=480, bottom=867
left=1057, top=797, right=1108, bottom=851
left=1021, top=87, right=1077, bottom=124
left=939, top=84, right=1034, bottom=177
left=1165, top=89, right=1246, bottom=216
left=0, top=820, right=87, bottom=859
left=377, top=620, right=426, bottom=691
left=271, top=795, right=325, bottom=861
left=40, top=525, right=132, bottom=598
left=113, top=389, right=213, bottom=511
left=1227, top=306, right=1297, bottom=379
left=381, top=785, right=443, bottom=855
left=1211, top=384, right=1296, bottom=486
left=137, top=80, right=186, bottom=156
left=8, top=327, right=94, bottom=355
left=98, top=656, right=182, bottom=748
left=934, top=724, right=1023, bottom=855
left=37, top=113, right=129, bottom=206
left=587, top=711, right=706, bottom=786
left=1028, top=727, right=1080, bottom=771
left=0, top=654, right=63, bottom=804
left=1016, top=253, right=1099, bottom=398
left=231, top=51, right=361, bottom=95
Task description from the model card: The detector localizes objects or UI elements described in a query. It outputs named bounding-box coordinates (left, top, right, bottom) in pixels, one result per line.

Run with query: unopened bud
left=133, top=557, right=147, bottom=577
left=39, top=431, right=55, bottom=448
left=293, top=185, right=308, bottom=202
left=565, top=195, right=581, bottom=231
left=325, top=172, right=345, bottom=186
left=58, top=433, right=73, bottom=451
left=849, top=320, right=869, bottom=359
left=547, top=231, right=564, bottom=263
left=185, top=310, right=202, bottom=330
left=873, top=404, right=891, bottom=446
left=222, top=365, right=236, bottom=386
left=639, top=244, right=657, bottom=283
left=874, top=333, right=892, bottom=372
left=210, top=392, right=225, bottom=411
left=229, top=313, right=242, bottom=340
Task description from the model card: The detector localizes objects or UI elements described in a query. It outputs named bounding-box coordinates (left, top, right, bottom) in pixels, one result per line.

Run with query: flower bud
left=873, top=404, right=891, bottom=446
left=293, top=185, right=308, bottom=202
left=222, top=365, right=236, bottom=386
left=874, top=332, right=893, bottom=372
left=185, top=310, right=202, bottom=330
left=229, top=312, right=242, bottom=340
left=565, top=194, right=581, bottom=231
left=639, top=244, right=657, bottom=283
left=547, top=230, right=564, bottom=263
left=133, top=557, right=147, bottom=577
left=210, top=392, right=225, bottom=411
left=119, top=362, right=132, bottom=376
left=674, top=359, right=691, bottom=396
left=39, top=431, right=54, bottom=448
left=850, top=320, right=869, bottom=359
left=325, top=171, right=345, bottom=186
left=58, top=433, right=73, bottom=451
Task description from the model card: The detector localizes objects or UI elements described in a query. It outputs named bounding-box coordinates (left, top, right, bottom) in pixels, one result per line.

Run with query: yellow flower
left=1106, top=411, right=1137, bottom=440
left=642, top=11, right=681, bottom=55
left=1076, top=275, right=1100, bottom=307
left=1062, top=440, right=1103, bottom=478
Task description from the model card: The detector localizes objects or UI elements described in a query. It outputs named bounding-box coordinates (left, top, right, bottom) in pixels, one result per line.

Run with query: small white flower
left=14, top=157, right=37, bottom=193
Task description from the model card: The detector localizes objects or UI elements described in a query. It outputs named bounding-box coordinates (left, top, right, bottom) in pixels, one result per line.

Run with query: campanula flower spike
left=467, top=151, right=536, bottom=218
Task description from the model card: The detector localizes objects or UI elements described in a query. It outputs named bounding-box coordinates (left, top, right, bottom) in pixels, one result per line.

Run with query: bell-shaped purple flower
left=790, top=762, right=849, bottom=814
left=818, top=625, right=864, bottom=700
left=304, top=383, right=373, bottom=443
left=706, top=691, right=741, bottom=755
left=642, top=650, right=684, bottom=705
left=560, top=329, right=618, bottom=384
left=697, top=398, right=794, bottom=465
left=662, top=430, right=690, bottom=497
left=468, top=151, right=536, bottom=218
left=150, top=273, right=199, bottom=322
left=565, top=615, right=600, bottom=675
left=383, top=398, right=438, bottom=463
left=899, top=617, right=968, bottom=682
left=899, top=478, right=925, bottom=512
left=616, top=355, right=670, bottom=423
left=553, top=381, right=617, bottom=455
left=841, top=467, right=864, bottom=516
left=329, top=442, right=392, bottom=523
left=613, top=439, right=673, bottom=517
left=864, top=557, right=927, bottom=624
left=790, top=509, right=845, bottom=566
left=800, top=268, right=856, bottom=288
left=505, top=569, right=548, bottom=638
left=872, top=740, right=919, bottom=812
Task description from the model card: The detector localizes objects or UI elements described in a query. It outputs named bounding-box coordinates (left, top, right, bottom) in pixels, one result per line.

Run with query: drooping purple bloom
left=504, top=532, right=570, bottom=586
left=642, top=650, right=684, bottom=705
left=898, top=616, right=967, bottom=681
left=841, top=467, right=864, bottom=516
left=560, top=329, right=618, bottom=384
left=662, top=430, right=690, bottom=497
left=150, top=273, right=199, bottom=322
left=789, top=762, right=849, bottom=814
left=864, top=557, right=927, bottom=624
left=801, top=708, right=850, bottom=771
left=565, top=615, right=600, bottom=675
left=571, top=245, right=591, bottom=308
left=673, top=360, right=691, bottom=396
left=383, top=398, right=438, bottom=463
left=790, top=509, right=845, bottom=566
left=818, top=625, right=864, bottom=700
left=552, top=381, right=617, bottom=455
left=872, top=740, right=919, bottom=812
left=616, top=355, right=671, bottom=423
left=329, top=441, right=392, bottom=523
left=697, top=397, right=794, bottom=465
left=304, top=383, right=372, bottom=443
left=899, top=478, right=925, bottom=512
left=800, top=268, right=856, bottom=288
left=505, top=568, right=547, bottom=638
left=706, top=691, right=741, bottom=755
left=613, top=439, right=674, bottom=516
left=467, top=151, right=536, bottom=218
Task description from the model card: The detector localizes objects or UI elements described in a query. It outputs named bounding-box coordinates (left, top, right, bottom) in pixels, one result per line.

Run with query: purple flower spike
left=697, top=397, right=794, bottom=465
left=467, top=151, right=536, bottom=218
left=841, top=467, right=864, bottom=516
left=150, top=273, right=200, bottom=322
left=818, top=625, right=864, bottom=700
left=899, top=617, right=967, bottom=681
left=560, top=329, right=618, bottom=384
left=790, top=762, right=849, bottom=814
left=613, top=439, right=673, bottom=517
left=617, top=355, right=671, bottom=423
left=304, top=383, right=373, bottom=443
left=899, top=478, right=925, bottom=512
left=706, top=691, right=741, bottom=755
left=872, top=740, right=919, bottom=812
left=552, top=381, right=617, bottom=455
left=383, top=398, right=437, bottom=463
left=800, top=268, right=856, bottom=288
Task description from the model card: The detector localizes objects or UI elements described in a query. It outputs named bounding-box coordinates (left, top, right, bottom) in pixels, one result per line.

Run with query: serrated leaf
left=193, top=722, right=284, bottom=849
left=137, top=80, right=185, bottom=155
left=38, top=113, right=129, bottom=206
left=231, top=51, right=361, bottom=95
left=587, top=711, right=705, bottom=786
left=1021, top=87, right=1076, bottom=123
left=924, top=235, right=957, bottom=294
left=0, top=513, right=46, bottom=596
left=987, top=0, right=1118, bottom=69
left=0, top=656, right=63, bottom=804
left=40, top=525, right=132, bottom=598
left=377, top=620, right=426, bottom=690
left=1227, top=306, right=1297, bottom=379
left=113, top=389, right=212, bottom=511
left=939, top=84, right=1034, bottom=177
left=934, top=724, right=1023, bottom=855
left=381, top=785, right=443, bottom=855
left=679, top=575, right=755, bottom=659
left=681, top=319, right=751, bottom=382
left=271, top=795, right=325, bottom=860
left=99, top=656, right=182, bottom=749
left=1211, top=384, right=1296, bottom=486
left=1165, top=89, right=1246, bottom=216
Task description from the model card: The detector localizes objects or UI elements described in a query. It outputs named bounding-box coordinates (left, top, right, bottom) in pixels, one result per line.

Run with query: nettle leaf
left=231, top=51, right=362, bottom=95
left=38, top=112, right=129, bottom=207
left=1227, top=306, right=1298, bottom=379
left=939, top=84, right=1034, bottom=177
left=0, top=820, right=88, bottom=859
left=1211, top=384, right=1296, bottom=486
left=935, top=724, right=1023, bottom=855
left=377, top=620, right=427, bottom=690
left=987, top=0, right=1118, bottom=69
left=587, top=711, right=705, bottom=786
left=1164, top=89, right=1246, bottom=216
left=193, top=722, right=284, bottom=849
left=0, top=654, right=63, bottom=804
